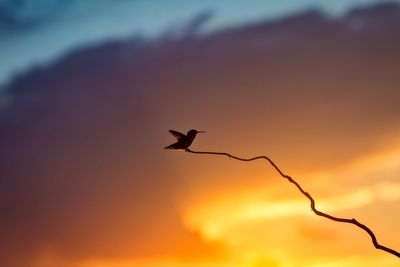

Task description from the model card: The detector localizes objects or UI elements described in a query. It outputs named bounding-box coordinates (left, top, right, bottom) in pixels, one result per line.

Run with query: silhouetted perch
left=184, top=148, right=400, bottom=258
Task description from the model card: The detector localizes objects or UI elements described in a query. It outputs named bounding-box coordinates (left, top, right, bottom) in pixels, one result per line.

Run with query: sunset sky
left=1, top=1, right=400, bottom=267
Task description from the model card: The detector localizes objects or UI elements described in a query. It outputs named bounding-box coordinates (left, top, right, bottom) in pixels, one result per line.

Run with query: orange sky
left=1, top=2, right=400, bottom=267
left=28, top=137, right=400, bottom=266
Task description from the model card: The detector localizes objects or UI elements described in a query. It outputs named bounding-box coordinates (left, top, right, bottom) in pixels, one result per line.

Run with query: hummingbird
left=165, top=129, right=205, bottom=150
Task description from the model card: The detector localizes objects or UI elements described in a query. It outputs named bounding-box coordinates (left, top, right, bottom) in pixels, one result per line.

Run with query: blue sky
left=0, top=0, right=390, bottom=89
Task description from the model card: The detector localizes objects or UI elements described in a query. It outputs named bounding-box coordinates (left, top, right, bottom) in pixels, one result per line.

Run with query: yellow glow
left=185, top=181, right=400, bottom=241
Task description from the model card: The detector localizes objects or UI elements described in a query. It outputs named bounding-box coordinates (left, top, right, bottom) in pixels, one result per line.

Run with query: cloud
left=0, top=0, right=68, bottom=32
left=1, top=2, right=400, bottom=267
left=0, top=0, right=389, bottom=89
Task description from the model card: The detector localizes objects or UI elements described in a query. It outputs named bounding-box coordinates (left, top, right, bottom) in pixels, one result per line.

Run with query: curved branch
left=185, top=148, right=400, bottom=258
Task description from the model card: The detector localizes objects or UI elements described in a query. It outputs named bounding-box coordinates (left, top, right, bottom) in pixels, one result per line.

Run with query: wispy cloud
left=0, top=0, right=387, bottom=88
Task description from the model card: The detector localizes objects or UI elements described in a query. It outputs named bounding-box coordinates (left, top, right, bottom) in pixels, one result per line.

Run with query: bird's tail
left=164, top=144, right=174, bottom=149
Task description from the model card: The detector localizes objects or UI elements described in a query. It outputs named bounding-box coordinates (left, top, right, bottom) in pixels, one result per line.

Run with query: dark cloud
left=0, top=5, right=19, bottom=32
left=182, top=9, right=214, bottom=35
left=1, top=2, right=400, bottom=266
left=0, top=0, right=72, bottom=33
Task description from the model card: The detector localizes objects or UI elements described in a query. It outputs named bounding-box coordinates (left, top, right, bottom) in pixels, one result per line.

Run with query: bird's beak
left=197, top=131, right=206, bottom=133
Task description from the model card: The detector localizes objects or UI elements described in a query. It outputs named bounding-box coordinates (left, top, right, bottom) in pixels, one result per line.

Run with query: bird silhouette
left=165, top=129, right=205, bottom=150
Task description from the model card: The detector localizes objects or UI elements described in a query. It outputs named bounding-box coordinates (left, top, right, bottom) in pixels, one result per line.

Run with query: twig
left=185, top=148, right=400, bottom=258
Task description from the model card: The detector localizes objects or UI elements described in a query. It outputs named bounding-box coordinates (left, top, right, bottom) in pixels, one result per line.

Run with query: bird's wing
left=169, top=130, right=185, bottom=140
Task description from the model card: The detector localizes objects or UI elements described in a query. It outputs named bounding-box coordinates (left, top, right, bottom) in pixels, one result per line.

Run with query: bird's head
left=187, top=129, right=205, bottom=136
